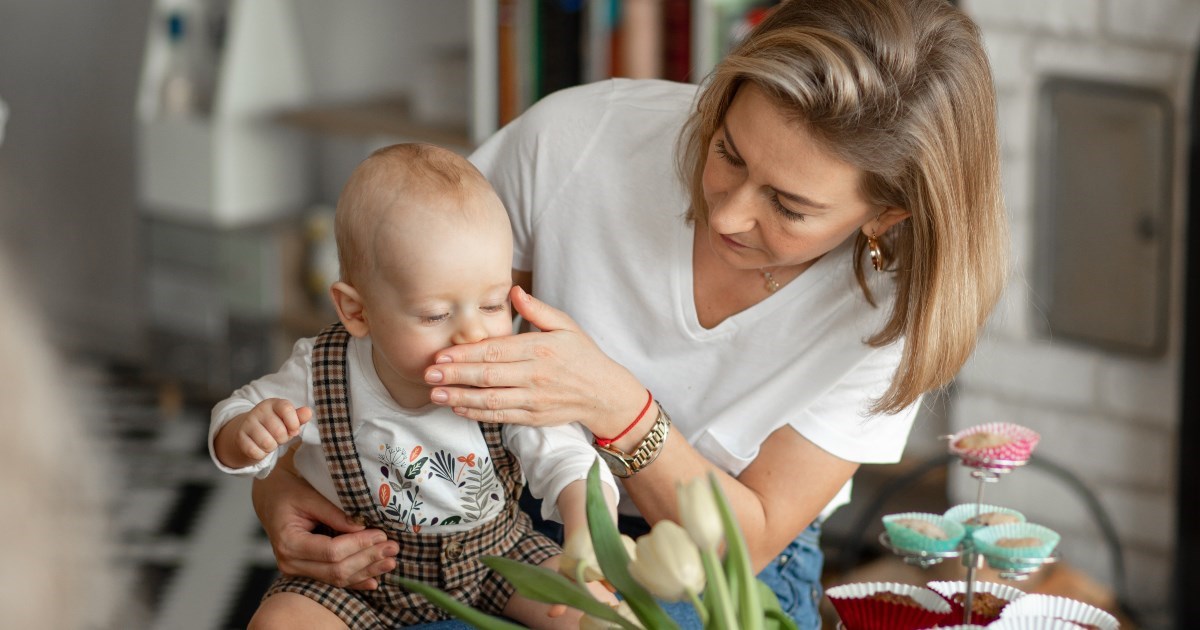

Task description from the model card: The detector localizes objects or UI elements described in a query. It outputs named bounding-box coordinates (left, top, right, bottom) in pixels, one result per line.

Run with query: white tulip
left=627, top=520, right=706, bottom=601
left=560, top=528, right=606, bottom=582
left=678, top=477, right=724, bottom=551
left=560, top=529, right=639, bottom=584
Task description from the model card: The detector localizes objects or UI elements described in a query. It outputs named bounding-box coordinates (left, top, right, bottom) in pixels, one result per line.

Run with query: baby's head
left=330, top=143, right=514, bottom=407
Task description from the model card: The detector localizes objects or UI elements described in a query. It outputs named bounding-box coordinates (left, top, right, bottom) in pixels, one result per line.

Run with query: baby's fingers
left=267, top=400, right=311, bottom=437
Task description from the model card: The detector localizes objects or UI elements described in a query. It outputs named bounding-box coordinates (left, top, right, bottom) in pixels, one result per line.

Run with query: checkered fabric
left=265, top=323, right=560, bottom=628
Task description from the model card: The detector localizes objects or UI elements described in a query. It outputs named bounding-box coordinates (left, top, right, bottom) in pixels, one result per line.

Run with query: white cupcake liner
left=882, top=512, right=966, bottom=553
left=924, top=579, right=1026, bottom=620
left=971, top=522, right=1060, bottom=570
left=933, top=626, right=989, bottom=630
left=943, top=503, right=1027, bottom=534
left=826, top=582, right=951, bottom=611
left=988, top=618, right=1083, bottom=630
left=1000, top=594, right=1119, bottom=630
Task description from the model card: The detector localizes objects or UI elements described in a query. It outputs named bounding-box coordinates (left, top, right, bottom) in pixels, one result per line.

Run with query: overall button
left=445, top=541, right=464, bottom=560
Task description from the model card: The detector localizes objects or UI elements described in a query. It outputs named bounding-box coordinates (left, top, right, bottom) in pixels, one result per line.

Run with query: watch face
left=596, top=448, right=633, bottom=478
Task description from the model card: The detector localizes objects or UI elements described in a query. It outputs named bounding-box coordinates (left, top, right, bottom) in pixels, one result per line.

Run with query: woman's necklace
left=761, top=268, right=781, bottom=293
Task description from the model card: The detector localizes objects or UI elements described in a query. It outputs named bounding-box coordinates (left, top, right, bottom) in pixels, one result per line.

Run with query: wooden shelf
left=276, top=96, right=472, bottom=149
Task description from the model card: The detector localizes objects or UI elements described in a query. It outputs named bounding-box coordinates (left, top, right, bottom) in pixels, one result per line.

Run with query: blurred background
left=0, top=0, right=1195, bottom=628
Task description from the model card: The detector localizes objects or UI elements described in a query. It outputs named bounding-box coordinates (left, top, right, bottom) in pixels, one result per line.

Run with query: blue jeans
left=406, top=492, right=824, bottom=629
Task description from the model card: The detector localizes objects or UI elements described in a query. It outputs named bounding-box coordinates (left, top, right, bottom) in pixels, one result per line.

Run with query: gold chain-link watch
left=594, top=404, right=672, bottom=478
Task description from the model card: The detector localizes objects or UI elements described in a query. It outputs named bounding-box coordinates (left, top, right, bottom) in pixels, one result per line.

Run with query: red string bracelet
left=594, top=390, right=654, bottom=448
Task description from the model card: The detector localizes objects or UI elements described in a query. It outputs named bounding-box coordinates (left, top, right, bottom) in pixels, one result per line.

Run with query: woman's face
left=700, top=83, right=882, bottom=275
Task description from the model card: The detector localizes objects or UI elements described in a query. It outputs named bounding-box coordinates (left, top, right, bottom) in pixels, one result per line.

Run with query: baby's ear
left=330, top=281, right=370, bottom=337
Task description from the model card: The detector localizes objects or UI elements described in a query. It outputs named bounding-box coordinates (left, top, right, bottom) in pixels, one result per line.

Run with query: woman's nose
left=451, top=314, right=489, bottom=345
left=709, top=184, right=758, bottom=234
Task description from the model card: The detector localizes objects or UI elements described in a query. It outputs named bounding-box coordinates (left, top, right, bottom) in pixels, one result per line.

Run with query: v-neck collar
left=674, top=221, right=849, bottom=340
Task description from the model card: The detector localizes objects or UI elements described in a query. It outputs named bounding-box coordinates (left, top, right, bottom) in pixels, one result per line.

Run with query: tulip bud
left=627, top=520, right=706, bottom=601
left=560, top=528, right=606, bottom=583
left=678, top=477, right=724, bottom=551
left=560, top=529, right=638, bottom=584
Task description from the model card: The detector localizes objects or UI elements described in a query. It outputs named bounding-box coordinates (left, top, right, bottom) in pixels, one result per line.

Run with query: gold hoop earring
left=868, top=232, right=884, bottom=272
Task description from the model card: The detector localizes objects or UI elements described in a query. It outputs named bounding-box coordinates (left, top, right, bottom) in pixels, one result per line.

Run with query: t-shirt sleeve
left=790, top=341, right=920, bottom=464
left=503, top=422, right=618, bottom=524
left=470, top=81, right=616, bottom=272
left=208, top=337, right=316, bottom=478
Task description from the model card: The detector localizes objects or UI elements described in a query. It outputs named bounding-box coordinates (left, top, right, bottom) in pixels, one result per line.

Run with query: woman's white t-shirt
left=471, top=79, right=919, bottom=517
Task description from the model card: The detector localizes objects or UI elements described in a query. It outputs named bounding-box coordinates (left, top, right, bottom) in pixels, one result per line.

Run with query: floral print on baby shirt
left=375, top=442, right=504, bottom=533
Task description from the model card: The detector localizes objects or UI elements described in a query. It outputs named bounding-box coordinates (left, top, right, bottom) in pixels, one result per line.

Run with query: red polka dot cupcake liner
left=948, top=422, right=1041, bottom=469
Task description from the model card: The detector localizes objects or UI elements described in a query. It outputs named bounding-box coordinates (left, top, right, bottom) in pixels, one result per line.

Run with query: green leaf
left=586, top=461, right=680, bottom=629
left=480, top=556, right=635, bottom=628
left=758, top=581, right=797, bottom=630
left=701, top=548, right=737, bottom=629
left=405, top=457, right=428, bottom=479
left=391, top=577, right=526, bottom=630
left=709, top=473, right=762, bottom=630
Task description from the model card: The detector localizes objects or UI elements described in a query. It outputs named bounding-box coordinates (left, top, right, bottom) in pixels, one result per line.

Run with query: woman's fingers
left=509, top=285, right=581, bottom=333
left=280, top=533, right=398, bottom=588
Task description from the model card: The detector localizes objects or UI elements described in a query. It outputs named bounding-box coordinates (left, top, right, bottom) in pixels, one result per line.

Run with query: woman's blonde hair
left=679, top=0, right=1007, bottom=414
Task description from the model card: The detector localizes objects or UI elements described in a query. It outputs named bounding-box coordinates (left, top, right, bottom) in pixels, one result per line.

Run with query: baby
left=209, top=143, right=617, bottom=629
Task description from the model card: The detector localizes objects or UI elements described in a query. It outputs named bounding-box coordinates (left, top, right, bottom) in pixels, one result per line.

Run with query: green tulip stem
left=686, top=588, right=709, bottom=627
left=701, top=548, right=737, bottom=629
left=573, top=561, right=588, bottom=592
left=710, top=474, right=763, bottom=630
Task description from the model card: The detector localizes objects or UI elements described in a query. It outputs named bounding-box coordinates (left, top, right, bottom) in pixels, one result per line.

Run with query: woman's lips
left=720, top=234, right=747, bottom=250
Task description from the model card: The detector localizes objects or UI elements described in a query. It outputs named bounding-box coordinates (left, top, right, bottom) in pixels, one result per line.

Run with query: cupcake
left=1001, top=594, right=1119, bottom=630
left=826, top=581, right=952, bottom=630
left=925, top=580, right=1026, bottom=624
left=943, top=503, right=1026, bottom=534
left=948, top=422, right=1041, bottom=469
left=882, top=512, right=966, bottom=554
left=972, top=523, right=1060, bottom=571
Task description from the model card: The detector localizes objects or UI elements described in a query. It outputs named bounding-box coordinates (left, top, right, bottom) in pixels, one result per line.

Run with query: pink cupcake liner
left=1000, top=594, right=1119, bottom=630
left=826, top=581, right=952, bottom=630
left=948, top=422, right=1041, bottom=469
left=925, top=580, right=1026, bottom=624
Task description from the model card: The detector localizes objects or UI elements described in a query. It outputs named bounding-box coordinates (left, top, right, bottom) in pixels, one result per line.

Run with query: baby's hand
left=236, top=399, right=312, bottom=462
left=584, top=578, right=619, bottom=608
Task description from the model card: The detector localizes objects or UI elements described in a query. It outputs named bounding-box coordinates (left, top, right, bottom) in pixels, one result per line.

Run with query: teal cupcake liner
left=943, top=503, right=1026, bottom=534
left=882, top=512, right=966, bottom=554
left=971, top=522, right=1060, bottom=570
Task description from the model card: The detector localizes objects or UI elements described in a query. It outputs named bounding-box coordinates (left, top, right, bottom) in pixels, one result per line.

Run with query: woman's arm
left=426, top=287, right=858, bottom=570
left=251, top=448, right=400, bottom=589
left=622, top=421, right=858, bottom=571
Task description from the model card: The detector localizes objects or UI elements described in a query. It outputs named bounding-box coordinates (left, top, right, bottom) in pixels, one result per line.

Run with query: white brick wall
left=943, top=0, right=1195, bottom=618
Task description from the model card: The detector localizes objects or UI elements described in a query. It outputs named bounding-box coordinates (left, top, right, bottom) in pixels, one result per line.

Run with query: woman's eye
left=421, top=313, right=449, bottom=324
left=714, top=139, right=745, bottom=167
left=770, top=195, right=807, bottom=222
left=480, top=304, right=507, bottom=314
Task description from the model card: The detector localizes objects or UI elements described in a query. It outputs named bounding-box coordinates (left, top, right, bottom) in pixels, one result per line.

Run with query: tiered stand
left=878, top=453, right=1059, bottom=625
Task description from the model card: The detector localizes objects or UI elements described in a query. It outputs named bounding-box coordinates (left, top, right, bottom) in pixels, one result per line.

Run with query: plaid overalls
left=264, top=324, right=560, bottom=627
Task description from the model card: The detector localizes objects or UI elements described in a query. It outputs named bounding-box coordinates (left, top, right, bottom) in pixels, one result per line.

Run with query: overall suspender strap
left=312, top=323, right=377, bottom=519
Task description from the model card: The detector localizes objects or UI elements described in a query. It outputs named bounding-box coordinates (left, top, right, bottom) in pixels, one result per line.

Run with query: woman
left=252, top=0, right=1007, bottom=627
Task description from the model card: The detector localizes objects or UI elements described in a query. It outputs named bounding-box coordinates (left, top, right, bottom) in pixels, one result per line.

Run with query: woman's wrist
left=589, top=377, right=657, bottom=447
left=608, top=400, right=665, bottom=454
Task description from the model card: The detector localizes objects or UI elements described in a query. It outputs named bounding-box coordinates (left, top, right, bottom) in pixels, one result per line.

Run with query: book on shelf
left=496, top=0, right=784, bottom=124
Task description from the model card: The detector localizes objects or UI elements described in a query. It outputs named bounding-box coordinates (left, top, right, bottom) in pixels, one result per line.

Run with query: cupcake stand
left=825, top=422, right=1123, bottom=630
left=877, top=445, right=1056, bottom=625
